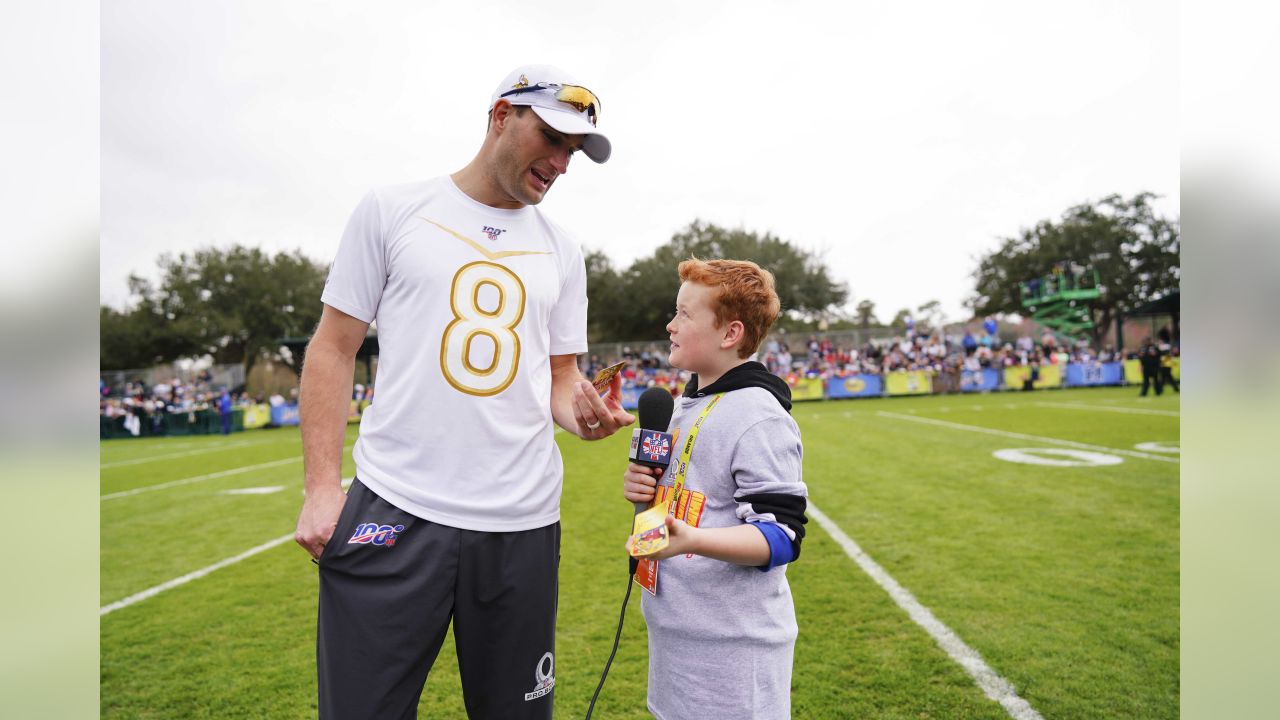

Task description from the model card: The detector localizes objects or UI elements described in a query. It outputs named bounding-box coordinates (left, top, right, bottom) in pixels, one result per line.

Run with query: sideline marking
left=101, top=458, right=299, bottom=500
left=100, top=439, right=275, bottom=468
left=993, top=448, right=1124, bottom=467
left=100, top=444, right=354, bottom=501
left=223, top=486, right=286, bottom=495
left=100, top=533, right=295, bottom=616
left=300, top=477, right=355, bottom=495
left=1033, top=402, right=1179, bottom=417
left=877, top=412, right=1178, bottom=463
left=1135, top=441, right=1179, bottom=454
left=810, top=503, right=1044, bottom=720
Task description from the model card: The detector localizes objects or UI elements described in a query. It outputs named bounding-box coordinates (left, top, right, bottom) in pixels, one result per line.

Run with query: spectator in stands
left=776, top=346, right=792, bottom=377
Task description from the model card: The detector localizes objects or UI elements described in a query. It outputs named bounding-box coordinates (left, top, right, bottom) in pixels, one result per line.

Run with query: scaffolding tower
left=1019, top=264, right=1101, bottom=341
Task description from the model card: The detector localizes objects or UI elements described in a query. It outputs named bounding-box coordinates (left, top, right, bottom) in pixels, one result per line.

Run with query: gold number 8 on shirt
left=440, top=261, right=525, bottom=396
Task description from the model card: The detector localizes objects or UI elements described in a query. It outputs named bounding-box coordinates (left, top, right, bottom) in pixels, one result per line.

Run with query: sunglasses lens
left=555, top=86, right=600, bottom=124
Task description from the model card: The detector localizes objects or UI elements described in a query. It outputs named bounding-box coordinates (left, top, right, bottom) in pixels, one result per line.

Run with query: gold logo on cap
left=511, top=74, right=529, bottom=90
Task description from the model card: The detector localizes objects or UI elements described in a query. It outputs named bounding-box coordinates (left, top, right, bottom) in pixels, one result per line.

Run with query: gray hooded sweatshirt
left=641, top=373, right=807, bottom=720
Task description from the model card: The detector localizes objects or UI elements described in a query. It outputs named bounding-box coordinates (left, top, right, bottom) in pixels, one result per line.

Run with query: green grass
left=100, top=387, right=1179, bottom=718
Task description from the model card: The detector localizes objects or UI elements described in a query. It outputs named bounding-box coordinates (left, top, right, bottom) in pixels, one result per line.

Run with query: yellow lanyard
left=664, top=393, right=722, bottom=511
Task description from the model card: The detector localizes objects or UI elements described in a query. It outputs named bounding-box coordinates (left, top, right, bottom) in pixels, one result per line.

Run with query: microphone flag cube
left=629, top=428, right=674, bottom=468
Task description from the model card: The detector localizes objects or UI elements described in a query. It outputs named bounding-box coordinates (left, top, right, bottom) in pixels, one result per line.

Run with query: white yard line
left=100, top=458, right=301, bottom=500
left=1032, top=401, right=1179, bottom=417
left=809, top=503, right=1044, bottom=720
left=100, top=444, right=353, bottom=501
left=99, top=533, right=295, bottom=616
left=877, top=412, right=1179, bottom=463
left=100, top=439, right=277, bottom=468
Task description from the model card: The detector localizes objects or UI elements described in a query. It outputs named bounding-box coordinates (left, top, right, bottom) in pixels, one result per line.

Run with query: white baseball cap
left=490, top=64, right=611, bottom=164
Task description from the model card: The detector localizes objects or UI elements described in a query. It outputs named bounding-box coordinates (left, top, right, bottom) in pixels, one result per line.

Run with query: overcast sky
left=101, top=0, right=1178, bottom=325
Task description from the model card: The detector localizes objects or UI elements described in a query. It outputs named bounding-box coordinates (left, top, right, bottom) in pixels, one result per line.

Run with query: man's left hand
left=571, top=373, right=634, bottom=439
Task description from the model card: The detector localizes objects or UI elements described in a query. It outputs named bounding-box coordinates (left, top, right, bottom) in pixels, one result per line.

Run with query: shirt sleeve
left=547, top=240, right=588, bottom=356
left=731, top=415, right=808, bottom=560
left=320, top=190, right=387, bottom=323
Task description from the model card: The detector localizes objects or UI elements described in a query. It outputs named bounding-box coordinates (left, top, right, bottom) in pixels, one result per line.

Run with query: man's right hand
left=295, top=483, right=348, bottom=561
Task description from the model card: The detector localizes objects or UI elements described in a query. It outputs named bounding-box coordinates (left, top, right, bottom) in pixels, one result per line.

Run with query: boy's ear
left=720, top=320, right=745, bottom=351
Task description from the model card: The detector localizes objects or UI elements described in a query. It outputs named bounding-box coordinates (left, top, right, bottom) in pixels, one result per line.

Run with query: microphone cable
left=587, top=386, right=672, bottom=718
left=584, top=569, right=636, bottom=720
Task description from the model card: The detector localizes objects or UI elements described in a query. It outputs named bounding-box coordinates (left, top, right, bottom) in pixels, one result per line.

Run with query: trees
left=101, top=246, right=327, bottom=375
left=585, top=220, right=849, bottom=341
left=854, top=300, right=879, bottom=329
left=968, top=193, right=1179, bottom=348
left=103, top=221, right=849, bottom=370
left=915, top=299, right=944, bottom=334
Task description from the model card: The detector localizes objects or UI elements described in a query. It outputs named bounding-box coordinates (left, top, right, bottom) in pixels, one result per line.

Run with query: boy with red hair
left=624, top=258, right=808, bottom=719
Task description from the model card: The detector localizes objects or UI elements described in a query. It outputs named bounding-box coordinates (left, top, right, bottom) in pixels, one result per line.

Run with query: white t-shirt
left=322, top=177, right=588, bottom=532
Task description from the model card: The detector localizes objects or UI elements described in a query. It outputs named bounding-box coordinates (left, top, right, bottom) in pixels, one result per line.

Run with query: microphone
left=628, top=386, right=675, bottom=575
left=629, top=387, right=676, bottom=513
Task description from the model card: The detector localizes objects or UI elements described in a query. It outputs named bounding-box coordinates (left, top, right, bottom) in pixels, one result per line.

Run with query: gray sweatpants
left=317, top=479, right=559, bottom=719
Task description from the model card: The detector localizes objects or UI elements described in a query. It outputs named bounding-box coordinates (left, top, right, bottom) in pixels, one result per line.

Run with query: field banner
left=620, top=385, right=643, bottom=410
left=1004, top=363, right=1063, bottom=390
left=1121, top=358, right=1179, bottom=383
left=960, top=368, right=1002, bottom=392
left=789, top=377, right=825, bottom=402
left=827, top=374, right=883, bottom=399
left=242, top=404, right=272, bottom=429
left=270, top=403, right=300, bottom=426
left=1064, top=362, right=1124, bottom=387
left=1123, top=359, right=1143, bottom=384
left=885, top=370, right=932, bottom=396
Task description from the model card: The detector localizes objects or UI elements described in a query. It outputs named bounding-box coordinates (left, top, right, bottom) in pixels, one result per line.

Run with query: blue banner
left=826, top=374, right=883, bottom=399
left=960, top=368, right=1002, bottom=392
left=270, top=403, right=300, bottom=426
left=620, top=385, right=643, bottom=410
left=1064, top=362, right=1124, bottom=387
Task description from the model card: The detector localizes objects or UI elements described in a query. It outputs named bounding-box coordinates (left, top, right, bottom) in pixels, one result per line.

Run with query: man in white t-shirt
left=294, top=64, right=633, bottom=720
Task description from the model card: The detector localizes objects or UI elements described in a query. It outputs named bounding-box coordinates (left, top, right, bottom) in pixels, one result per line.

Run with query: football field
left=100, top=386, right=1179, bottom=719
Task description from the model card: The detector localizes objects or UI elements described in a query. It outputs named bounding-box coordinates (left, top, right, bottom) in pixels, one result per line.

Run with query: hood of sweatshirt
left=682, top=360, right=792, bottom=413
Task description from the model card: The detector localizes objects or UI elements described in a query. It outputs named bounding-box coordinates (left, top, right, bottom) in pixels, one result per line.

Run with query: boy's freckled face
left=666, top=282, right=723, bottom=373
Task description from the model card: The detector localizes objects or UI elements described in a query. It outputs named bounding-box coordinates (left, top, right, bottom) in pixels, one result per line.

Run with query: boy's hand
left=623, top=462, right=662, bottom=504
left=627, top=516, right=698, bottom=561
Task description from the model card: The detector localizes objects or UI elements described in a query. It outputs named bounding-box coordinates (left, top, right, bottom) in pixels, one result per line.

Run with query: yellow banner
left=1124, top=357, right=1180, bottom=382
left=885, top=371, right=932, bottom=396
left=1124, top=359, right=1143, bottom=384
left=789, top=377, right=825, bottom=402
left=1004, top=363, right=1062, bottom=390
left=242, top=404, right=272, bottom=429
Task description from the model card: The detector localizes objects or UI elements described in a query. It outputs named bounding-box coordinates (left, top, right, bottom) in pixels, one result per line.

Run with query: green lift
left=1019, top=265, right=1101, bottom=342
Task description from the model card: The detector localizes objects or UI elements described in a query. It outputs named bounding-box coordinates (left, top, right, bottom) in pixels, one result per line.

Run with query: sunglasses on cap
left=499, top=82, right=601, bottom=126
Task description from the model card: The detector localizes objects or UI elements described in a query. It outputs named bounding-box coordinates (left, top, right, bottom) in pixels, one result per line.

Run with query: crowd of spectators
left=99, top=369, right=302, bottom=436
left=585, top=317, right=1179, bottom=393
